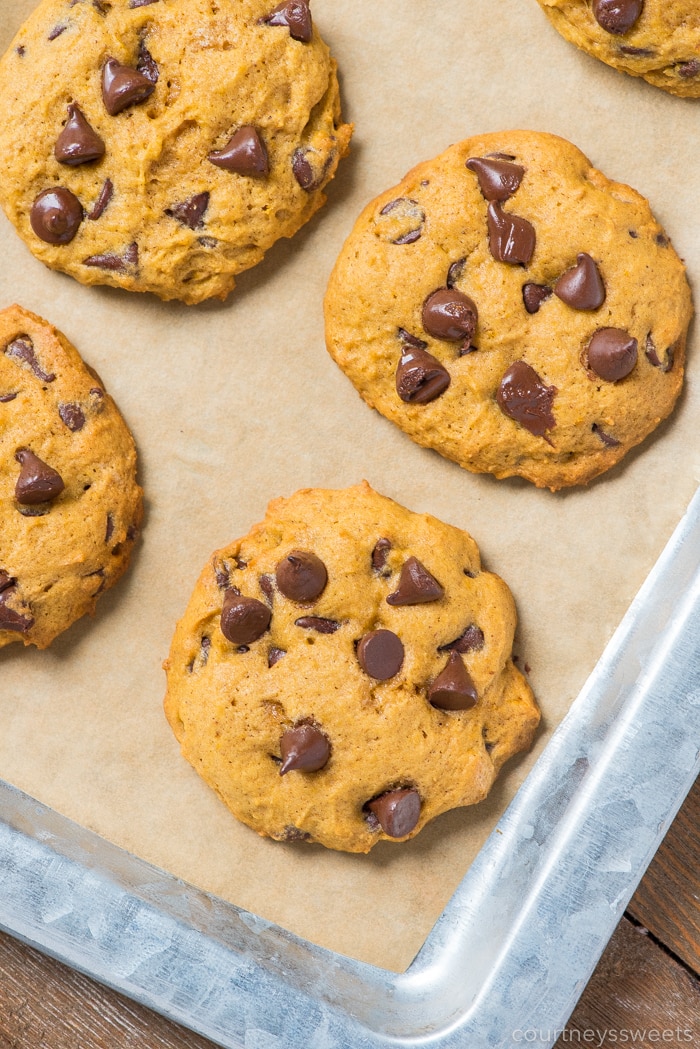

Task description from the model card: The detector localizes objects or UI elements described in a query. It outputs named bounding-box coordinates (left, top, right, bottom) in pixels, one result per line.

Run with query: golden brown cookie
left=535, top=1, right=700, bottom=97
left=324, top=131, right=692, bottom=490
left=0, top=304, right=142, bottom=648
left=0, top=0, right=352, bottom=304
left=163, top=482, right=539, bottom=853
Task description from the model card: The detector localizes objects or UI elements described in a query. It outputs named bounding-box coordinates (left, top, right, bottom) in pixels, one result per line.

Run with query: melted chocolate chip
left=268, top=646, right=286, bottom=667
left=279, top=724, right=330, bottom=775
left=422, top=288, right=478, bottom=344
left=428, top=652, right=478, bottom=710
left=357, top=629, right=404, bottom=680
left=396, top=346, right=450, bottom=404
left=30, top=188, right=83, bottom=245
left=4, top=336, right=55, bottom=382
left=446, top=257, right=466, bottom=288
left=0, top=585, right=34, bottom=634
left=487, top=203, right=535, bottom=266
left=55, top=104, right=105, bottom=165
left=553, top=253, right=606, bottom=311
left=101, top=57, right=155, bottom=115
left=292, top=148, right=321, bottom=190
left=366, top=788, right=420, bottom=838
left=136, top=39, right=159, bottom=84
left=15, top=449, right=64, bottom=505
left=386, top=557, right=443, bottom=606
left=220, top=591, right=271, bottom=645
left=209, top=127, right=269, bottom=176
left=497, top=361, right=557, bottom=438
left=466, top=156, right=525, bottom=201
left=276, top=550, right=327, bottom=602
left=645, top=333, right=674, bottom=373
left=378, top=198, right=425, bottom=245
left=591, top=423, right=621, bottom=447
left=586, top=328, right=638, bottom=382
left=88, top=179, right=114, bottom=220
left=166, top=192, right=210, bottom=230
left=83, top=243, right=138, bottom=271
left=371, top=538, right=392, bottom=574
left=522, top=283, right=552, bottom=314
left=0, top=571, right=14, bottom=594
left=439, top=624, right=485, bottom=654
left=58, top=402, right=86, bottom=431
left=295, top=616, right=340, bottom=633
left=261, top=0, right=312, bottom=42
left=592, top=0, right=643, bottom=34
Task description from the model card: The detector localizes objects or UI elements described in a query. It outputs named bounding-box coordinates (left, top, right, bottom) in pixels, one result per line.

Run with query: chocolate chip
left=4, top=336, right=55, bottom=382
left=378, top=198, right=425, bottom=245
left=585, top=328, right=638, bottom=382
left=497, top=361, right=557, bottom=438
left=366, top=788, right=420, bottom=838
left=619, top=45, right=654, bottom=56
left=279, top=724, right=330, bottom=775
left=0, top=571, right=14, bottom=594
left=446, top=257, right=466, bottom=288
left=209, top=127, right=269, bottom=176
left=678, top=59, right=700, bottom=78
left=101, top=57, right=155, bottom=115
left=15, top=449, right=65, bottom=505
left=129, top=0, right=160, bottom=6
left=295, top=616, right=340, bottom=633
left=397, top=328, right=428, bottom=351
left=291, top=148, right=318, bottom=190
left=487, top=203, right=535, bottom=266
left=15, top=45, right=25, bottom=57
left=357, top=629, right=404, bottom=680
left=166, top=192, right=210, bottom=230
left=591, top=423, right=621, bottom=447
left=0, top=392, right=17, bottom=402
left=466, top=156, right=524, bottom=201
left=396, top=346, right=450, bottom=404
left=593, top=0, right=643, bottom=34
left=259, top=574, right=275, bottom=604
left=371, top=538, right=392, bottom=574
left=387, top=557, right=443, bottom=606
left=422, top=288, right=478, bottom=344
left=645, top=333, right=674, bottom=373
left=268, top=646, right=286, bottom=667
left=30, top=188, right=83, bottom=245
left=58, top=402, right=86, bottom=431
left=220, top=591, right=271, bottom=645
left=522, top=283, right=552, bottom=314
left=0, top=585, right=34, bottom=634
left=428, top=652, right=478, bottom=710
left=136, top=39, right=159, bottom=84
left=48, top=24, right=68, bottom=40
left=260, top=1, right=312, bottom=42
left=655, top=232, right=669, bottom=247
left=88, top=179, right=114, bottom=221
left=83, top=242, right=138, bottom=271
left=105, top=512, right=114, bottom=542
left=553, top=253, right=606, bottom=311
left=276, top=550, right=327, bottom=602
left=279, top=825, right=312, bottom=842
left=439, top=624, right=485, bottom=654
left=54, top=104, right=105, bottom=165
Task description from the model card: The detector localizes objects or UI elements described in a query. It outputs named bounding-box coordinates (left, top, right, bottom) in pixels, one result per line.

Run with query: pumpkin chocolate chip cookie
left=534, top=1, right=700, bottom=97
left=0, top=304, right=142, bottom=649
left=163, top=482, right=539, bottom=853
left=0, top=0, right=352, bottom=303
left=324, top=131, right=692, bottom=490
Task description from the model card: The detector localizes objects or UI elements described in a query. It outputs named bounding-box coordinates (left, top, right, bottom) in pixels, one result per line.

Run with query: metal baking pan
left=1, top=485, right=699, bottom=1048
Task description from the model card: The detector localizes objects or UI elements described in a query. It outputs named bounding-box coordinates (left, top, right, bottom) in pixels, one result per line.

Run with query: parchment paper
left=1, top=0, right=698, bottom=973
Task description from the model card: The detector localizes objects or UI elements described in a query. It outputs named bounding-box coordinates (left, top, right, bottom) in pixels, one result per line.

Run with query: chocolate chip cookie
left=1, top=304, right=142, bottom=649
left=0, top=0, right=352, bottom=304
left=324, top=131, right=692, bottom=490
left=163, top=482, right=539, bottom=853
left=535, top=1, right=700, bottom=97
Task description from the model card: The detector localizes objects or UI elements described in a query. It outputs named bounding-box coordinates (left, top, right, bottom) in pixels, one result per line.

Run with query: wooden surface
left=1, top=779, right=699, bottom=1049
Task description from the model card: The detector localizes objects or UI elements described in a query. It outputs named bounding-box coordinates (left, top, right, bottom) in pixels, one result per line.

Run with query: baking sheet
left=0, top=0, right=698, bottom=974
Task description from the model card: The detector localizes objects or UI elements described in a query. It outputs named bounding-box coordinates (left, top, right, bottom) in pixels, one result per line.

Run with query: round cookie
left=0, top=304, right=142, bottom=648
left=163, top=482, right=539, bottom=853
left=0, top=0, right=352, bottom=304
left=534, top=1, right=700, bottom=97
left=324, top=131, right=692, bottom=491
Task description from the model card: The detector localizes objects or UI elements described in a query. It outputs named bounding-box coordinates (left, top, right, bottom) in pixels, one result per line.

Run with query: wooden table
left=2, top=779, right=699, bottom=1049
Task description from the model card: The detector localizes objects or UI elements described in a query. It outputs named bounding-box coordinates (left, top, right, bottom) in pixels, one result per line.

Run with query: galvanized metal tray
left=2, top=485, right=699, bottom=1048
